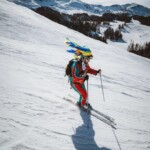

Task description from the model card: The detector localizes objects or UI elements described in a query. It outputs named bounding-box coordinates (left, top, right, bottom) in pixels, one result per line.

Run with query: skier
left=70, top=53, right=101, bottom=108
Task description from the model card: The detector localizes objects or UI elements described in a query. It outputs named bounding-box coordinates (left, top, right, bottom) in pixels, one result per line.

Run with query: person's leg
left=72, top=83, right=87, bottom=106
left=71, top=84, right=82, bottom=103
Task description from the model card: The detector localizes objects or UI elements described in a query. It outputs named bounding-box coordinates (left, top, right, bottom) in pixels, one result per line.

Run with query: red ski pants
left=72, top=83, right=87, bottom=106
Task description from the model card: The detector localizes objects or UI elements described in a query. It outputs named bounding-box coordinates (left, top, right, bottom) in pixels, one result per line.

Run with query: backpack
left=65, top=59, right=76, bottom=77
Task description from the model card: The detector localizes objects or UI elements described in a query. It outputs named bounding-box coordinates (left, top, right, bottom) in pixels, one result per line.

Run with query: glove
left=97, top=69, right=101, bottom=74
left=84, top=75, right=89, bottom=81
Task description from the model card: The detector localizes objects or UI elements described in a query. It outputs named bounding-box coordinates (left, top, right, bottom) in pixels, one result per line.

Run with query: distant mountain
left=8, top=0, right=150, bottom=16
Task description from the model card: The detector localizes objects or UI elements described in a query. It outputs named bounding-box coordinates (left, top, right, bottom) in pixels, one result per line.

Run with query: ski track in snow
left=0, top=0, right=150, bottom=150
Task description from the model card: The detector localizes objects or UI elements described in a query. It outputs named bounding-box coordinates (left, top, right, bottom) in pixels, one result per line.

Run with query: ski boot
left=86, top=103, right=92, bottom=110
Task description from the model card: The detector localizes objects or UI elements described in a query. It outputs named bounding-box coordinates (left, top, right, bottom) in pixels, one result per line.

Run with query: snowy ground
left=0, top=0, right=150, bottom=150
left=98, top=20, right=150, bottom=50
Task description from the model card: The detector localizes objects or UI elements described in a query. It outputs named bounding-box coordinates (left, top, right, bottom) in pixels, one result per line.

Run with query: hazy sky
left=80, top=0, right=150, bottom=8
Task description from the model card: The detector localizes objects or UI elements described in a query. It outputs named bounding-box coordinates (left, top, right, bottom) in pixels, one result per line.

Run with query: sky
left=81, top=0, right=150, bottom=8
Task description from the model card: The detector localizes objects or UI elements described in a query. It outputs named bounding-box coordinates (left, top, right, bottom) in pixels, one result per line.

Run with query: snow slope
left=0, top=0, right=150, bottom=150
left=7, top=0, right=150, bottom=16
left=98, top=20, right=150, bottom=50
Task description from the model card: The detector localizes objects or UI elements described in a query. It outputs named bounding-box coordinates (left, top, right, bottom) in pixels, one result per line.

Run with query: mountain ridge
left=7, top=0, right=150, bottom=16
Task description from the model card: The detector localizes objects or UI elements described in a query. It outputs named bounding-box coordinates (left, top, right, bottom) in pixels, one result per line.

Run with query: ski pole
left=110, top=123, right=122, bottom=150
left=87, top=80, right=89, bottom=104
left=99, top=73, right=105, bottom=102
left=87, top=79, right=90, bottom=128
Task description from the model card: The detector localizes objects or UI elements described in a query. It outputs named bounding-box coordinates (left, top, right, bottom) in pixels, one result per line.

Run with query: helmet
left=76, top=48, right=93, bottom=58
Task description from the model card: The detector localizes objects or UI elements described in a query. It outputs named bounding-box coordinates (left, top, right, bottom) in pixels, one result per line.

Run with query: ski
left=90, top=111, right=116, bottom=129
left=63, top=97, right=115, bottom=123
left=90, top=107, right=115, bottom=123
left=63, top=97, right=116, bottom=129
left=80, top=106, right=116, bottom=129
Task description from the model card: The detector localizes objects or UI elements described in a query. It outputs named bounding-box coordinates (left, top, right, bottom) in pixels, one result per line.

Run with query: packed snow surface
left=0, top=0, right=150, bottom=150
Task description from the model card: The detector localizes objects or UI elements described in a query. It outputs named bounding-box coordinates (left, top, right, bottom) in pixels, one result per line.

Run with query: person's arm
left=86, top=65, right=101, bottom=75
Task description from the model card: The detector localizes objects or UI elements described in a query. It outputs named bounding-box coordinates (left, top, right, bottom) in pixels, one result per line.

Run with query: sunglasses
left=84, top=56, right=93, bottom=60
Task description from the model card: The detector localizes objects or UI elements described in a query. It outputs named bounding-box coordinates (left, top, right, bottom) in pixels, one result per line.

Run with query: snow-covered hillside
left=98, top=20, right=150, bottom=50
left=7, top=0, right=150, bottom=16
left=81, top=0, right=150, bottom=9
left=0, top=0, right=150, bottom=150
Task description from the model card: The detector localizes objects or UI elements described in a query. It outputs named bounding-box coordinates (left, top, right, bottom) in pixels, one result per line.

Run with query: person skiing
left=70, top=53, right=101, bottom=108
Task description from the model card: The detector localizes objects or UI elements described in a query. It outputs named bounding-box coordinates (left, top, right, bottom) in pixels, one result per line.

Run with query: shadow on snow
left=72, top=108, right=111, bottom=150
